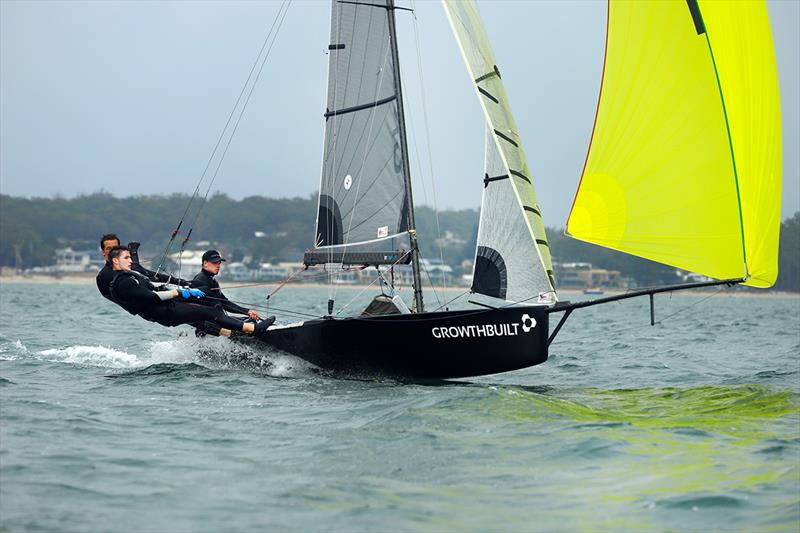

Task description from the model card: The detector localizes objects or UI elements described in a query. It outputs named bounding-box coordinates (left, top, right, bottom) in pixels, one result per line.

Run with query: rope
left=334, top=250, right=411, bottom=316
left=332, top=35, right=394, bottom=300
left=198, top=294, right=321, bottom=320
left=410, top=0, right=447, bottom=297
left=183, top=0, right=291, bottom=240
left=432, top=290, right=470, bottom=312
left=155, top=0, right=292, bottom=273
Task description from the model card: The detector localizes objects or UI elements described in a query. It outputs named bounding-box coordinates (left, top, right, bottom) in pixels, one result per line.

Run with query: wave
left=105, top=362, right=215, bottom=381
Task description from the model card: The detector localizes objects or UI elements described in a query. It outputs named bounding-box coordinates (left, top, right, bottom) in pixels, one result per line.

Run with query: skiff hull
left=247, top=306, right=549, bottom=379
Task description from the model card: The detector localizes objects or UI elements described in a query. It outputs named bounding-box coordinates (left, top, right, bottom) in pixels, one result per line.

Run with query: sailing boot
left=254, top=316, right=276, bottom=335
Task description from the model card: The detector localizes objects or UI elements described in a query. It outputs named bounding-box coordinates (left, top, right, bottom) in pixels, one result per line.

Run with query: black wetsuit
left=109, top=270, right=244, bottom=331
left=189, top=269, right=249, bottom=336
left=190, top=269, right=249, bottom=315
left=96, top=261, right=186, bottom=302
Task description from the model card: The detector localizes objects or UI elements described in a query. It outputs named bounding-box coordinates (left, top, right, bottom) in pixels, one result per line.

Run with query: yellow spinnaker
left=567, top=0, right=781, bottom=287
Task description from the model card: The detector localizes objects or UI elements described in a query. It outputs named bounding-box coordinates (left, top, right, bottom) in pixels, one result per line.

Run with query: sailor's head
left=100, top=233, right=120, bottom=261
left=201, top=249, right=226, bottom=276
left=108, top=246, right=132, bottom=271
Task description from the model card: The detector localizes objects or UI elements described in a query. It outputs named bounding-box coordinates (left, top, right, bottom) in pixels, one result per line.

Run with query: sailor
left=106, top=246, right=273, bottom=337
left=95, top=233, right=187, bottom=302
left=190, top=250, right=262, bottom=320
left=189, top=250, right=272, bottom=337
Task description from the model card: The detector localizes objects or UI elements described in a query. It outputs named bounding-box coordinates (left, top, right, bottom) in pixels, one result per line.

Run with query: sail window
left=472, top=246, right=508, bottom=300
left=316, top=194, right=344, bottom=247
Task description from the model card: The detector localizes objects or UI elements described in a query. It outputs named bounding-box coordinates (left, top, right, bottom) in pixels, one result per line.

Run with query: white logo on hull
left=431, top=315, right=537, bottom=339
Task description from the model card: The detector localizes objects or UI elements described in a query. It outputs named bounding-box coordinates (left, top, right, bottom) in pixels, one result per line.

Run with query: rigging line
left=340, top=188, right=404, bottom=234
left=197, top=295, right=321, bottom=319
left=410, top=0, right=447, bottom=295
left=334, top=249, right=411, bottom=316
left=334, top=35, right=393, bottom=233
left=338, top=155, right=399, bottom=221
left=183, top=0, right=292, bottom=245
left=331, top=112, right=392, bottom=199
left=325, top=0, right=373, bottom=275
left=327, top=0, right=346, bottom=278
left=333, top=32, right=394, bottom=298
left=419, top=255, right=443, bottom=307
left=549, top=288, right=726, bottom=345
left=154, top=0, right=290, bottom=275
left=329, top=4, right=376, bottom=188
left=432, top=290, right=469, bottom=312
left=266, top=265, right=308, bottom=299
left=333, top=117, right=395, bottom=218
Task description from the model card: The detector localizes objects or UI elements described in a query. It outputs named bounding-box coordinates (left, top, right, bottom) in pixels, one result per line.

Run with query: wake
left=0, top=335, right=317, bottom=378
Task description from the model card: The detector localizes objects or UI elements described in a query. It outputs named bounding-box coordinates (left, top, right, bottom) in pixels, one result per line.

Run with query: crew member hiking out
left=95, top=233, right=188, bottom=302
left=106, top=246, right=272, bottom=337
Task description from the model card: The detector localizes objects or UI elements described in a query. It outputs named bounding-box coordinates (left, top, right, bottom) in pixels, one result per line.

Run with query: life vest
left=109, top=270, right=156, bottom=316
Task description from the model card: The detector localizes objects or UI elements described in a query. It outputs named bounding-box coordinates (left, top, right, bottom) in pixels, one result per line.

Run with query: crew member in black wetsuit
left=95, top=233, right=187, bottom=302
left=190, top=250, right=273, bottom=336
left=106, top=246, right=272, bottom=337
left=191, top=250, right=262, bottom=319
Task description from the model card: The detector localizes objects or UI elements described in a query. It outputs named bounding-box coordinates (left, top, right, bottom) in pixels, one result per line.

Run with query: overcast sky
left=1, top=0, right=798, bottom=227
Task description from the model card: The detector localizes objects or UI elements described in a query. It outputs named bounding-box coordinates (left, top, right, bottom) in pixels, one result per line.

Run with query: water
left=1, top=282, right=798, bottom=531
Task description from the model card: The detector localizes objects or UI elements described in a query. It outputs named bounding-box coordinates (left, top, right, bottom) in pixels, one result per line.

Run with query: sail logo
left=431, top=315, right=536, bottom=339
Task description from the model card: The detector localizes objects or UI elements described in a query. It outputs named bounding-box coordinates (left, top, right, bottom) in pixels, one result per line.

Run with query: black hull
left=243, top=306, right=549, bottom=379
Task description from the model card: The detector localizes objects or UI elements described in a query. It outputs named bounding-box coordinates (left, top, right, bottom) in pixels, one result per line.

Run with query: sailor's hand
left=127, top=242, right=141, bottom=253
left=179, top=288, right=206, bottom=299
left=248, top=309, right=261, bottom=320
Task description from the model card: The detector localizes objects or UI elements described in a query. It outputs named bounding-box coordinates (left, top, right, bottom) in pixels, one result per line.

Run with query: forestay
left=567, top=0, right=781, bottom=288
left=443, top=0, right=557, bottom=304
left=307, top=0, right=411, bottom=265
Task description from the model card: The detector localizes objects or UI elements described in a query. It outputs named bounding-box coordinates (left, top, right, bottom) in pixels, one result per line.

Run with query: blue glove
left=179, top=288, right=205, bottom=299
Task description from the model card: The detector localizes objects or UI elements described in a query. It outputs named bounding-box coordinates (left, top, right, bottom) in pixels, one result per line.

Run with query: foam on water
left=38, top=345, right=141, bottom=368
left=1, top=333, right=315, bottom=376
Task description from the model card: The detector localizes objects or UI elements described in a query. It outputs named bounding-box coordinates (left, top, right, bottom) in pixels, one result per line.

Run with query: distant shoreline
left=1, top=273, right=797, bottom=299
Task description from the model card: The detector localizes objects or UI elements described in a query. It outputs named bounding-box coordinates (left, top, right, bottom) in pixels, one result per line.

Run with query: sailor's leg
left=168, top=302, right=244, bottom=330
left=170, top=302, right=273, bottom=335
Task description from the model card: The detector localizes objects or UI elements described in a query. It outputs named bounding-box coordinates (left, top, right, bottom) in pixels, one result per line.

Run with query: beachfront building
left=554, top=262, right=627, bottom=289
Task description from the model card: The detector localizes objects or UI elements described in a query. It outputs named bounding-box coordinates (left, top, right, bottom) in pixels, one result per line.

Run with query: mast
left=386, top=0, right=424, bottom=313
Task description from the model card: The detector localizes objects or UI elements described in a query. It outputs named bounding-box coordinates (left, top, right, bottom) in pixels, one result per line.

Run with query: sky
left=1, top=0, right=798, bottom=227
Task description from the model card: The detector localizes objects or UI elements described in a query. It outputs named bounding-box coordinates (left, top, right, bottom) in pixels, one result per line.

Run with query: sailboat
left=239, top=0, right=781, bottom=378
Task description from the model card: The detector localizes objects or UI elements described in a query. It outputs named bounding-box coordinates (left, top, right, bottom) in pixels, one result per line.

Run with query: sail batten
left=567, top=0, right=781, bottom=288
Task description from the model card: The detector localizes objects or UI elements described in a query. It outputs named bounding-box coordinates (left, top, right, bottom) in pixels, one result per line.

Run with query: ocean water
left=1, top=282, right=798, bottom=532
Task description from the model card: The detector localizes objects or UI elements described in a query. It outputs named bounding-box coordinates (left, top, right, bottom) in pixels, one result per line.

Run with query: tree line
left=0, top=193, right=797, bottom=291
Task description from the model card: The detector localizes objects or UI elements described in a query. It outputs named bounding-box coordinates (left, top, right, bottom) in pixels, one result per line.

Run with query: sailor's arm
left=115, top=276, right=163, bottom=305
left=127, top=242, right=188, bottom=286
left=218, top=291, right=250, bottom=315
left=132, top=263, right=189, bottom=287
